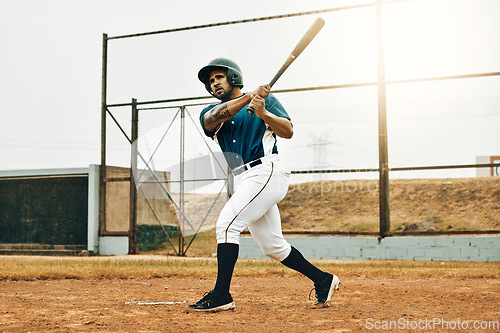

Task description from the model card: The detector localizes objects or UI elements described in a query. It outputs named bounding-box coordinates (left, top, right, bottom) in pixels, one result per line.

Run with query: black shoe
left=188, top=289, right=235, bottom=312
left=310, top=273, right=340, bottom=308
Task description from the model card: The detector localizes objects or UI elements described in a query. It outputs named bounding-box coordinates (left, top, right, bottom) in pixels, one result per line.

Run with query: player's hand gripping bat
left=247, top=17, right=325, bottom=114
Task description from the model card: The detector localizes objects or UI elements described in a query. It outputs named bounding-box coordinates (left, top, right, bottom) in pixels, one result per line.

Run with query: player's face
left=209, top=69, right=233, bottom=101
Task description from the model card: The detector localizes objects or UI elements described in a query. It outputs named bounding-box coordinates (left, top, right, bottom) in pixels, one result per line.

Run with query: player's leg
left=212, top=242, right=238, bottom=295
left=189, top=161, right=286, bottom=312
left=214, top=162, right=288, bottom=290
left=188, top=238, right=238, bottom=312
left=282, top=247, right=341, bottom=308
left=247, top=204, right=291, bottom=261
left=249, top=205, right=340, bottom=308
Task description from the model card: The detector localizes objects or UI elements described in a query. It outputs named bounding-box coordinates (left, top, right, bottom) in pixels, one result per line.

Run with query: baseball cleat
left=188, top=289, right=235, bottom=313
left=310, top=273, right=340, bottom=308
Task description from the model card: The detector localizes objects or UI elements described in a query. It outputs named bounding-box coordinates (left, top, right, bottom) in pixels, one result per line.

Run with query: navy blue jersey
left=200, top=94, right=290, bottom=169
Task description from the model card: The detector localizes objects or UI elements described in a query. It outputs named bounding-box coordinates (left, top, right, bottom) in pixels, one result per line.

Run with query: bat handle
left=248, top=79, right=275, bottom=114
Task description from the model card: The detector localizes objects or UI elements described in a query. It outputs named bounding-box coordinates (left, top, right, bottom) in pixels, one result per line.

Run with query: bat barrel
left=270, top=18, right=325, bottom=88
left=248, top=17, right=325, bottom=114
left=289, top=18, right=325, bottom=59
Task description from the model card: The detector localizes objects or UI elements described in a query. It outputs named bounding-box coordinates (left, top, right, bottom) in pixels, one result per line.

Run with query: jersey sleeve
left=199, top=104, right=218, bottom=138
left=265, top=94, right=291, bottom=120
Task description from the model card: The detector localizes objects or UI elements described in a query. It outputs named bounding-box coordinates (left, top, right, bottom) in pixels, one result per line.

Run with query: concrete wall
left=99, top=236, right=129, bottom=255
left=239, top=236, right=500, bottom=262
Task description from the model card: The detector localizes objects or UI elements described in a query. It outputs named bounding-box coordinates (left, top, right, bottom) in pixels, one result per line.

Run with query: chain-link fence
left=101, top=0, right=500, bottom=254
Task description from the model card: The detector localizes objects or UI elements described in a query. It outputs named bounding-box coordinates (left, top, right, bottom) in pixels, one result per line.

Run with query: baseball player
left=189, top=58, right=340, bottom=312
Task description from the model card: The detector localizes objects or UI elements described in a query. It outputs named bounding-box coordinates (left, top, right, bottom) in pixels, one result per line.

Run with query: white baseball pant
left=216, top=154, right=292, bottom=261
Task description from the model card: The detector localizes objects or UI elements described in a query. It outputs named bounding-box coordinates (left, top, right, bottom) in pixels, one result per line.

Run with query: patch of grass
left=311, top=260, right=500, bottom=279
left=0, top=256, right=218, bottom=281
left=145, top=229, right=217, bottom=257
left=0, top=256, right=498, bottom=281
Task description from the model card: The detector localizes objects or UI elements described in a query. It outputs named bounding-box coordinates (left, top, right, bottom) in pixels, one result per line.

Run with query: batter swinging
left=189, top=58, right=340, bottom=312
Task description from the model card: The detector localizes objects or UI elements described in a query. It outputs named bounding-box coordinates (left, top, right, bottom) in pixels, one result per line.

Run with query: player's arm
left=250, top=96, right=294, bottom=139
left=202, top=95, right=252, bottom=132
left=203, top=85, right=270, bottom=132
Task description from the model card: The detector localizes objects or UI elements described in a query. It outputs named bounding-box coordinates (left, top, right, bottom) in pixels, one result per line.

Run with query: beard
left=214, top=85, right=234, bottom=101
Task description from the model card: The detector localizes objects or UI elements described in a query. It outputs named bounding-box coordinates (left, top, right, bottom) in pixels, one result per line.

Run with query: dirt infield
left=1, top=274, right=498, bottom=332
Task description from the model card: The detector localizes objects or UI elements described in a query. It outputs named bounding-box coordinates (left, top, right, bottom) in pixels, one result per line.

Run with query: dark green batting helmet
left=198, top=58, right=244, bottom=95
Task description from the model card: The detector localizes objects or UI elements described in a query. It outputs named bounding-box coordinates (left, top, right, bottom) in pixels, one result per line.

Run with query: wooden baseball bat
left=247, top=17, right=325, bottom=114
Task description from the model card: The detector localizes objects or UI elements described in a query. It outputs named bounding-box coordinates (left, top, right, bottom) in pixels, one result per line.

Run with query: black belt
left=232, top=158, right=263, bottom=176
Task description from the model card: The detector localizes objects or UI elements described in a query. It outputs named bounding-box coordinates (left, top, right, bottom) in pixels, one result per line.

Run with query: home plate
left=126, top=300, right=187, bottom=306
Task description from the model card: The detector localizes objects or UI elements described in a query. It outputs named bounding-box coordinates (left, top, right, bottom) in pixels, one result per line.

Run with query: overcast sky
left=1, top=0, right=499, bottom=181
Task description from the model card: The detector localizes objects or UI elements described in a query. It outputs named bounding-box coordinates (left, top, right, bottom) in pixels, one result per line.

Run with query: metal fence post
left=377, top=0, right=390, bottom=237
left=179, top=106, right=185, bottom=255
left=129, top=98, right=139, bottom=254
left=99, top=33, right=108, bottom=238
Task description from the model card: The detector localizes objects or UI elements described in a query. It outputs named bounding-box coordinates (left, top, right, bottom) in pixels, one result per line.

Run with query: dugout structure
left=0, top=168, right=92, bottom=255
left=100, top=1, right=500, bottom=255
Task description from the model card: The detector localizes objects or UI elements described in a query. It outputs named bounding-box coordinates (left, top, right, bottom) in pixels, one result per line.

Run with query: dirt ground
left=1, top=274, right=498, bottom=332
